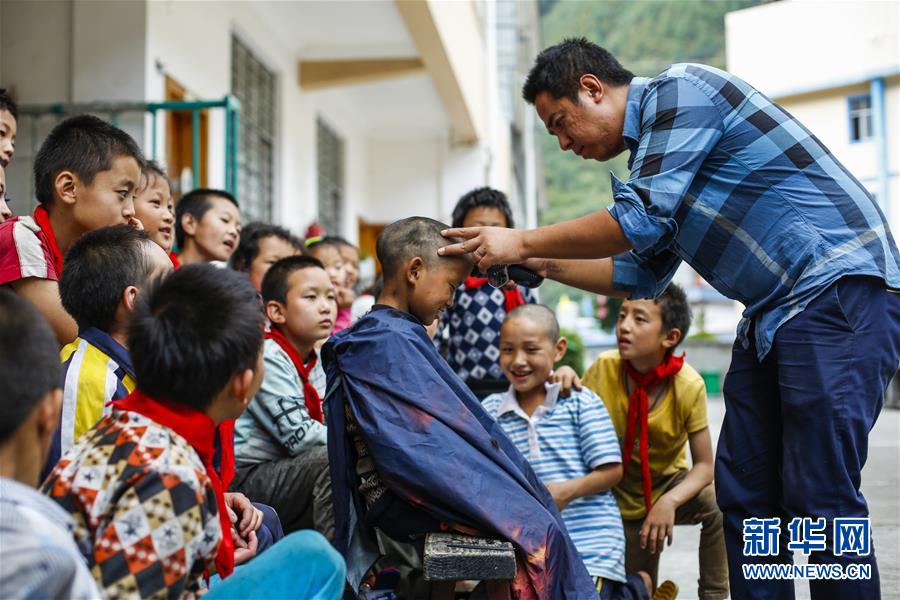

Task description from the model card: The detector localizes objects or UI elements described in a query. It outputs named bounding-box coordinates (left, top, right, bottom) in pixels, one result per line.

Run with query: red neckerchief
left=113, top=390, right=235, bottom=578
left=622, top=352, right=685, bottom=515
left=464, top=275, right=525, bottom=314
left=32, top=205, right=64, bottom=275
left=265, top=326, right=323, bottom=423
left=169, top=251, right=181, bottom=269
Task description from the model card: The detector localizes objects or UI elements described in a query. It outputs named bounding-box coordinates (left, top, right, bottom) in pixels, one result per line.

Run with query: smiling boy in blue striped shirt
left=483, top=304, right=665, bottom=599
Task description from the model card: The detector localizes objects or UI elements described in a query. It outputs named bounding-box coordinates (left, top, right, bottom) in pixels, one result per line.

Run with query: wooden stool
left=423, top=532, right=516, bottom=600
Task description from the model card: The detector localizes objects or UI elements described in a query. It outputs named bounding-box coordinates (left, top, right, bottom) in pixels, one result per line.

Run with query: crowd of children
left=0, top=98, right=727, bottom=600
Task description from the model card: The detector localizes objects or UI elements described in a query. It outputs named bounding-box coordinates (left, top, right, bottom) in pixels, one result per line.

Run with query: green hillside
left=535, top=0, right=761, bottom=312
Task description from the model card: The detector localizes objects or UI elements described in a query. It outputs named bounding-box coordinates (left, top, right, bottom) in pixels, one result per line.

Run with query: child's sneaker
left=652, top=580, right=678, bottom=600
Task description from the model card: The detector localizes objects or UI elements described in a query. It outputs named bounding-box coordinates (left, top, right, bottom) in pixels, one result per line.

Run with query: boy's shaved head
left=505, top=304, right=561, bottom=342
left=376, top=216, right=465, bottom=279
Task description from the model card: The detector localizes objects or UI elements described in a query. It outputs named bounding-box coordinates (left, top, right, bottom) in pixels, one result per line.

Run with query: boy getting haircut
left=324, top=216, right=597, bottom=598
left=483, top=305, right=657, bottom=599
left=43, top=265, right=268, bottom=598
left=443, top=187, right=537, bottom=399
left=0, top=88, right=17, bottom=167
left=0, top=289, right=102, bottom=599
left=174, top=187, right=241, bottom=265
left=582, top=284, right=728, bottom=599
left=0, top=114, right=144, bottom=345
left=133, top=160, right=176, bottom=255
left=230, top=221, right=305, bottom=291
left=42, top=225, right=172, bottom=475
left=233, top=255, right=337, bottom=536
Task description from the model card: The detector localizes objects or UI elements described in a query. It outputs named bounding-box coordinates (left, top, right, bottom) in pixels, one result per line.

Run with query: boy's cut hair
left=505, top=303, right=561, bottom=342
left=655, top=283, right=692, bottom=347
left=0, top=88, right=18, bottom=121
left=523, top=37, right=634, bottom=105
left=376, top=216, right=464, bottom=280
left=175, top=188, right=239, bottom=248
left=231, top=222, right=305, bottom=272
left=451, top=187, right=514, bottom=229
left=261, top=255, right=326, bottom=305
left=0, top=289, right=60, bottom=444
left=60, top=225, right=155, bottom=333
left=34, top=114, right=145, bottom=206
left=128, top=264, right=264, bottom=411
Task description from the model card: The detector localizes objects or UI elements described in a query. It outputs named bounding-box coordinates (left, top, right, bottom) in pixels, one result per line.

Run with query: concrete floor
left=657, top=397, right=900, bottom=600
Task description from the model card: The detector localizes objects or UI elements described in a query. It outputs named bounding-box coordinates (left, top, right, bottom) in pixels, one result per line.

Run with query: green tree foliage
left=535, top=0, right=760, bottom=312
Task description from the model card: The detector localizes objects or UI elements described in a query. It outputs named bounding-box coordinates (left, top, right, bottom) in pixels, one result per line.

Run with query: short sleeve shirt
left=582, top=349, right=708, bottom=519
left=483, top=384, right=626, bottom=582
left=0, top=216, right=59, bottom=285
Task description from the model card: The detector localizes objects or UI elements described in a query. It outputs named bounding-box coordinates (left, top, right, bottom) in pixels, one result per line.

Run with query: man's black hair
left=0, top=289, right=60, bottom=444
left=523, top=37, right=634, bottom=104
left=375, top=216, right=465, bottom=280
left=34, top=114, right=145, bottom=205
left=655, top=283, right=692, bottom=347
left=261, top=255, right=326, bottom=305
left=60, top=225, right=156, bottom=333
left=231, top=222, right=305, bottom=272
left=0, top=89, right=18, bottom=122
left=451, top=186, right=514, bottom=229
left=128, top=264, right=264, bottom=411
left=175, top=188, right=239, bottom=248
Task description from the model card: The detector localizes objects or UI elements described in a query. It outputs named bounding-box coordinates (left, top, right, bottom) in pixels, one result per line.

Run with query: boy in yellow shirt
left=583, top=284, right=727, bottom=600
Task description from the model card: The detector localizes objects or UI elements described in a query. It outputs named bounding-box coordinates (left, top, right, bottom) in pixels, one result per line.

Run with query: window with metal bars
left=231, top=35, right=275, bottom=221
left=317, top=117, right=344, bottom=235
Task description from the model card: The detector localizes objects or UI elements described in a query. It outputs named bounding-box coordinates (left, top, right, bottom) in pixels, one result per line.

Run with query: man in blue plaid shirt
left=441, top=38, right=899, bottom=599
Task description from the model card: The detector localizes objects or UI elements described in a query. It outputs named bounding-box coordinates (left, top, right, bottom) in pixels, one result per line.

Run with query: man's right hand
left=439, top=226, right=528, bottom=271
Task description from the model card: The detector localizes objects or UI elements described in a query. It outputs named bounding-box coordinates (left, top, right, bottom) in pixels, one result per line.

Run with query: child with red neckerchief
left=582, top=283, right=728, bottom=600
left=0, top=115, right=144, bottom=345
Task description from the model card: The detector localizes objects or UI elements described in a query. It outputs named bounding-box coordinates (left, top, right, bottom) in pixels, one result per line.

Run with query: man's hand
left=549, top=366, right=582, bottom=398
left=640, top=496, right=676, bottom=554
left=545, top=480, right=577, bottom=511
left=224, top=492, right=263, bottom=538
left=439, top=226, right=527, bottom=272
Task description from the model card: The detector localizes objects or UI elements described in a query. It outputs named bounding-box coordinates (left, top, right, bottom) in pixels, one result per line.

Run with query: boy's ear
left=54, top=170, right=78, bottom=206
left=121, top=285, right=140, bottom=314
left=662, top=327, right=682, bottom=350
left=266, top=300, right=286, bottom=325
left=228, top=368, right=256, bottom=409
left=554, top=336, right=568, bottom=363
left=181, top=213, right=197, bottom=237
left=37, top=388, right=63, bottom=443
left=406, top=257, right=425, bottom=285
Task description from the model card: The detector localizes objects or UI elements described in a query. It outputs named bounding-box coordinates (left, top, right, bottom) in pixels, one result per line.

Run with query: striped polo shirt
left=483, top=383, right=626, bottom=582
left=43, top=327, right=136, bottom=478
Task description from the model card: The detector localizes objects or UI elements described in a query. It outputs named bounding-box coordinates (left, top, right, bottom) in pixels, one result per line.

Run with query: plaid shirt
left=610, top=64, right=900, bottom=359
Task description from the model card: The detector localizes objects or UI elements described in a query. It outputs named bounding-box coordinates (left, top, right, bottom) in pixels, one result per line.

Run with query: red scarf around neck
left=265, top=326, right=323, bottom=423
left=32, top=205, right=64, bottom=276
left=113, top=390, right=235, bottom=578
left=622, top=352, right=685, bottom=515
left=465, top=275, right=525, bottom=314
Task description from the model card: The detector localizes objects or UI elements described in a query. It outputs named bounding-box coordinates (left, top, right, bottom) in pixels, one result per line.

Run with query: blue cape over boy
left=323, top=305, right=596, bottom=599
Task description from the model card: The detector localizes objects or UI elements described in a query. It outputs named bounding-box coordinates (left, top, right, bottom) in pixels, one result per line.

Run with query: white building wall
left=725, top=1, right=899, bottom=98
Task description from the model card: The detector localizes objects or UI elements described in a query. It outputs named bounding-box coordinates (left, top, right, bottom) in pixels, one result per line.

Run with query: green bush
left=557, top=328, right=586, bottom=374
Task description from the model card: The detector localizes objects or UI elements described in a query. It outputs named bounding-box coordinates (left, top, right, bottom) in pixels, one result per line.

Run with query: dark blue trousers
left=716, top=277, right=900, bottom=600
